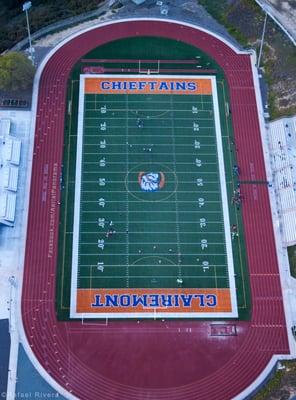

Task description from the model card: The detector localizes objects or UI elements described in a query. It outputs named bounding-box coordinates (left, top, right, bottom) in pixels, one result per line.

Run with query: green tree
left=0, top=51, right=35, bottom=91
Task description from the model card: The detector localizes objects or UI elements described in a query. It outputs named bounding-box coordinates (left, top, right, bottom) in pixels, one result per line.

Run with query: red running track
left=21, top=20, right=290, bottom=400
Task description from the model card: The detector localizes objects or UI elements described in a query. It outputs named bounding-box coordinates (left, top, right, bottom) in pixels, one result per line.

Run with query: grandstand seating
left=10, top=140, right=21, bottom=165
left=0, top=119, right=11, bottom=136
left=0, top=192, right=16, bottom=225
left=269, top=116, right=296, bottom=245
left=7, top=167, right=19, bottom=192
left=0, top=118, right=21, bottom=226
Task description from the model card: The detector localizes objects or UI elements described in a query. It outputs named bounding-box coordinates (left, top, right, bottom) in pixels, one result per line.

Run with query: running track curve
left=21, top=20, right=290, bottom=400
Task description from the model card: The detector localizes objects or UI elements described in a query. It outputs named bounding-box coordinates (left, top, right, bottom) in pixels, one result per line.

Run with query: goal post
left=138, top=59, right=160, bottom=74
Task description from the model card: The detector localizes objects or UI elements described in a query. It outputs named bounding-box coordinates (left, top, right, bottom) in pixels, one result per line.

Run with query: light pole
left=22, top=1, right=34, bottom=65
left=257, top=11, right=268, bottom=69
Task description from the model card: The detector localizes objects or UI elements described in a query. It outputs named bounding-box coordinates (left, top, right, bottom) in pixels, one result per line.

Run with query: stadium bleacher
left=0, top=118, right=22, bottom=226
left=269, top=116, right=296, bottom=245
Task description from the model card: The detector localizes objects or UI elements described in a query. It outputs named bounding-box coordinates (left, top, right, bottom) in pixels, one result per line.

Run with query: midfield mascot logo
left=138, top=172, right=165, bottom=192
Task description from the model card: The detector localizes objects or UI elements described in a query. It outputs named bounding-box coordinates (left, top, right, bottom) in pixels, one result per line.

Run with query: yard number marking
left=98, top=198, right=105, bottom=207
left=97, top=261, right=104, bottom=272
left=201, top=239, right=208, bottom=250
left=199, top=218, right=207, bottom=228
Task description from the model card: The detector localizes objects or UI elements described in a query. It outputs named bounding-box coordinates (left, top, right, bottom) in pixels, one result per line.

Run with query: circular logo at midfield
left=138, top=172, right=165, bottom=192
left=126, top=163, right=177, bottom=202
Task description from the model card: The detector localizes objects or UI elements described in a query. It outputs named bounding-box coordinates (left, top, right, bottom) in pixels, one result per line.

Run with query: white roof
left=0, top=137, right=21, bottom=165
left=0, top=192, right=16, bottom=224
left=10, top=139, right=21, bottom=165
left=7, top=166, right=19, bottom=192
left=2, top=138, right=13, bottom=162
left=282, top=210, right=296, bottom=245
left=0, top=119, right=11, bottom=136
left=2, top=166, right=10, bottom=188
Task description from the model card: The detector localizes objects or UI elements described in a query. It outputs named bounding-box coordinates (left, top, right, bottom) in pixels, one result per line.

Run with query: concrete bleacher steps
left=2, top=138, right=21, bottom=165
left=0, top=119, right=11, bottom=137
left=269, top=116, right=296, bottom=245
left=10, top=140, right=21, bottom=165
left=7, top=167, right=19, bottom=192
left=2, top=166, right=19, bottom=192
left=0, top=118, right=22, bottom=226
left=0, top=192, right=16, bottom=226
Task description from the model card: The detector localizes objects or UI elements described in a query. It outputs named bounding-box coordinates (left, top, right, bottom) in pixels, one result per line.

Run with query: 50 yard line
left=170, top=94, right=182, bottom=282
left=125, top=93, right=130, bottom=288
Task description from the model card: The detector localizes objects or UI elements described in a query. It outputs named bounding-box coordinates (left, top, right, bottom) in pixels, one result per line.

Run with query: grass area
left=0, top=0, right=104, bottom=53
left=197, top=0, right=296, bottom=120
left=252, top=361, right=296, bottom=400
left=287, top=245, right=296, bottom=278
left=198, top=0, right=249, bottom=46
left=56, top=36, right=251, bottom=320
left=252, top=367, right=284, bottom=400
left=79, top=92, right=230, bottom=291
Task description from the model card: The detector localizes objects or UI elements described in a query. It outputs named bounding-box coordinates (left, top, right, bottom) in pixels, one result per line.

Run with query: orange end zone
left=76, top=288, right=232, bottom=313
left=84, top=77, right=212, bottom=95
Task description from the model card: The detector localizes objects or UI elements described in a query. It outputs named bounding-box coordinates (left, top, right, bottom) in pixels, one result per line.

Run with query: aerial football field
left=22, top=21, right=290, bottom=400
left=55, top=73, right=250, bottom=319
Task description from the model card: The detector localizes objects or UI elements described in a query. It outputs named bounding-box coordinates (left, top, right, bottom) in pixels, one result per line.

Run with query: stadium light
left=22, top=1, right=34, bottom=65
left=257, top=11, right=268, bottom=69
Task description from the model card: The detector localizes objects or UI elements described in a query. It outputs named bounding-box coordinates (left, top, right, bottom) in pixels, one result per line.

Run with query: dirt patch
left=198, top=0, right=296, bottom=119
left=252, top=361, right=296, bottom=400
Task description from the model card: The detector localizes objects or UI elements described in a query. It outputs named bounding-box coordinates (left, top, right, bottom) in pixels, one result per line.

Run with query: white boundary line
left=211, top=75, right=238, bottom=317
left=70, top=74, right=237, bottom=319
left=69, top=77, right=85, bottom=318
left=75, top=311, right=235, bottom=319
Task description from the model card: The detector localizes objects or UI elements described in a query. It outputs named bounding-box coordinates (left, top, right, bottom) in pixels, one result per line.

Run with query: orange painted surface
left=84, top=77, right=212, bottom=95
left=76, top=288, right=232, bottom=313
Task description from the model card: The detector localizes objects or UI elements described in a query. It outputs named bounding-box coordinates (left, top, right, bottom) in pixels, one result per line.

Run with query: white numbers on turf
left=99, top=157, right=106, bottom=167
left=192, top=106, right=198, bottom=114
left=97, top=239, right=105, bottom=249
left=201, top=239, right=208, bottom=250
left=100, top=105, right=107, bottom=114
left=97, top=261, right=104, bottom=272
left=202, top=261, right=209, bottom=272
left=198, top=197, right=205, bottom=207
left=193, top=122, right=199, bottom=131
left=100, top=139, right=106, bottom=149
left=194, top=140, right=200, bottom=149
left=99, top=178, right=106, bottom=186
left=98, top=218, right=105, bottom=228
left=100, top=122, right=106, bottom=131
left=199, top=218, right=207, bottom=228
left=196, top=178, right=203, bottom=186
left=195, top=159, right=202, bottom=167
left=98, top=198, right=105, bottom=207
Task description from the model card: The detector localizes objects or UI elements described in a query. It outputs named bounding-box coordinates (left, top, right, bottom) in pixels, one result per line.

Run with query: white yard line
left=125, top=94, right=130, bottom=289
left=211, top=76, right=238, bottom=317
left=69, top=76, right=85, bottom=318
